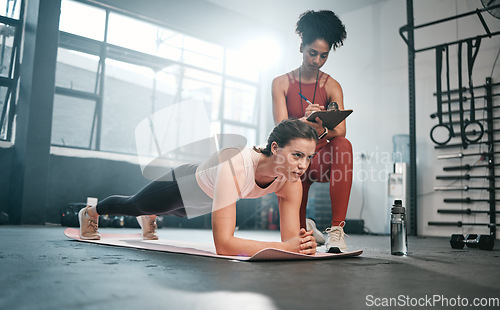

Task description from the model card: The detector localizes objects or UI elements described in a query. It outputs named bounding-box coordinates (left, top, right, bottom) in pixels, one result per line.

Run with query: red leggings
left=300, top=136, right=353, bottom=228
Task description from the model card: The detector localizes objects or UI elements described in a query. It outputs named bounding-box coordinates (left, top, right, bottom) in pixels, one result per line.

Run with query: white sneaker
left=78, top=206, right=100, bottom=240
left=325, top=222, right=348, bottom=252
left=306, top=218, right=325, bottom=245
left=136, top=216, right=159, bottom=240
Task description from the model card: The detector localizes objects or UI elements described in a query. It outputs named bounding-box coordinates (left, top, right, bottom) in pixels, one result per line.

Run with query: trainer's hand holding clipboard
left=306, top=108, right=353, bottom=130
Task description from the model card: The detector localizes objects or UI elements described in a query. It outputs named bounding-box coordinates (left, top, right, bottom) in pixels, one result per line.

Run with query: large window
left=53, top=0, right=259, bottom=159
left=0, top=0, right=23, bottom=141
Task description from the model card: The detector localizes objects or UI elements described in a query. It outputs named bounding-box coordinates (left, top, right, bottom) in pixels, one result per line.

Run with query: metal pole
left=95, top=10, right=110, bottom=150
left=486, top=77, right=496, bottom=238
left=406, top=0, right=417, bottom=236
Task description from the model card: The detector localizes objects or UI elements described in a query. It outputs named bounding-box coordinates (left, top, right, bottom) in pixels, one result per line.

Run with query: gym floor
left=1, top=226, right=499, bottom=310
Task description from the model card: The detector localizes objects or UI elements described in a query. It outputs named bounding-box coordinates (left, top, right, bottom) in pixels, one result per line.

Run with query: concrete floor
left=1, top=226, right=499, bottom=310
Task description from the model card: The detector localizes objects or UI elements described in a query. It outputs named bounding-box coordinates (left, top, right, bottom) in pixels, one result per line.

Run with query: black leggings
left=96, top=165, right=198, bottom=218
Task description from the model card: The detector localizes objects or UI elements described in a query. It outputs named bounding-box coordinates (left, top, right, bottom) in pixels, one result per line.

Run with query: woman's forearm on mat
left=214, top=236, right=291, bottom=256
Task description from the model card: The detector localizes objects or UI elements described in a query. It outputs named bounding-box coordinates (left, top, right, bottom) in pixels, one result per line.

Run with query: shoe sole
left=327, top=247, right=343, bottom=253
left=326, top=245, right=348, bottom=252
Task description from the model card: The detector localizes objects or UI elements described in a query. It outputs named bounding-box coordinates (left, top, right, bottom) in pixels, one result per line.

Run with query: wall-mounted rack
left=399, top=1, right=500, bottom=237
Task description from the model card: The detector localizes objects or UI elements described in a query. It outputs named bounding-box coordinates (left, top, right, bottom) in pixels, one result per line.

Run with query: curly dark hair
left=254, top=119, right=318, bottom=156
left=295, top=10, right=347, bottom=51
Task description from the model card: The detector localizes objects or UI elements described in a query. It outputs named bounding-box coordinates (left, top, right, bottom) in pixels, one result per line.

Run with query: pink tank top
left=196, top=148, right=287, bottom=199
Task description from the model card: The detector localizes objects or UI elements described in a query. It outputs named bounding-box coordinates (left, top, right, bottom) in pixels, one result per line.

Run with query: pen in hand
left=298, top=93, right=312, bottom=105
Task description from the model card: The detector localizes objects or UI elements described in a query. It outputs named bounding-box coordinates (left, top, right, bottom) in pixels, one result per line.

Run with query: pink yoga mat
left=64, top=228, right=362, bottom=261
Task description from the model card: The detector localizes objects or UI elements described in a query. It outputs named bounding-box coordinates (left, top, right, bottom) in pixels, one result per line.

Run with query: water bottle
left=391, top=200, right=408, bottom=255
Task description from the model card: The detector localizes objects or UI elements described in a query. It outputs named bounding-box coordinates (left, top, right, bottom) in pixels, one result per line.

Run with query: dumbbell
left=450, top=234, right=495, bottom=250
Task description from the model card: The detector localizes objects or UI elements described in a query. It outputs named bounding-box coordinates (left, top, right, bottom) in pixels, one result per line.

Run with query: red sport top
left=285, top=70, right=330, bottom=118
left=285, top=70, right=331, bottom=150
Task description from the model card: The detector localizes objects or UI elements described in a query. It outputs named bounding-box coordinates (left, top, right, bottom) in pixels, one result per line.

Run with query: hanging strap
left=435, top=46, right=444, bottom=124
left=445, top=45, right=454, bottom=135
left=457, top=42, right=467, bottom=148
left=466, top=37, right=481, bottom=121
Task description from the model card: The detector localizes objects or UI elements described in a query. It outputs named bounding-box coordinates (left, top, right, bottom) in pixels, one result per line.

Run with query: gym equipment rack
left=429, top=79, right=499, bottom=238
left=400, top=1, right=500, bottom=238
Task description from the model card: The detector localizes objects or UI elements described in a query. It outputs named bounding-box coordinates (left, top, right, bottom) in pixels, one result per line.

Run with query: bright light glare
left=240, top=36, right=282, bottom=69
left=59, top=0, right=105, bottom=41
left=0, top=0, right=20, bottom=18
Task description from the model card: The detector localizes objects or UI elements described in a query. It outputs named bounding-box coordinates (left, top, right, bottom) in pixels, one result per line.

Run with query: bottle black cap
left=392, top=200, right=405, bottom=213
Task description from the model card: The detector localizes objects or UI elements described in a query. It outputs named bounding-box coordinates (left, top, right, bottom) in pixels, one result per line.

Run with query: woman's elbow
left=214, top=238, right=234, bottom=256
left=215, top=244, right=230, bottom=256
left=214, top=238, right=250, bottom=256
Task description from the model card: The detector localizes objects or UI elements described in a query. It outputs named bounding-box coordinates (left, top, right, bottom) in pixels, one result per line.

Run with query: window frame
left=0, top=1, right=24, bottom=142
left=54, top=0, right=260, bottom=155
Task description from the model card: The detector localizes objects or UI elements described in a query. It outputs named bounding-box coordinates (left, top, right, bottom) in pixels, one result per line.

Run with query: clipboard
left=306, top=109, right=353, bottom=130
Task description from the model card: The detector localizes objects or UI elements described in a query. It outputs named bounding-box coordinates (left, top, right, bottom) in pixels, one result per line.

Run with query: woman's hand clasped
left=285, top=228, right=317, bottom=255
left=299, top=228, right=317, bottom=255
